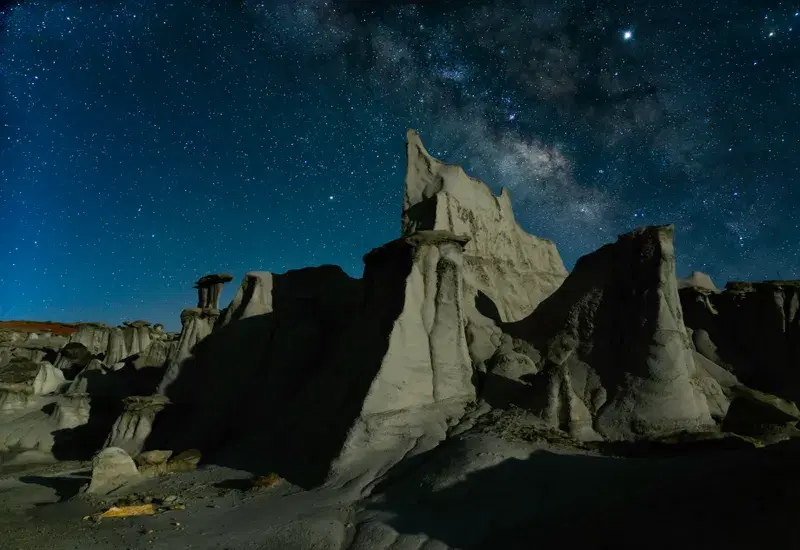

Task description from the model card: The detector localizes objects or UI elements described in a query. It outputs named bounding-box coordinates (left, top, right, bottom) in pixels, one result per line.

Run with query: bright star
left=623, top=30, right=633, bottom=40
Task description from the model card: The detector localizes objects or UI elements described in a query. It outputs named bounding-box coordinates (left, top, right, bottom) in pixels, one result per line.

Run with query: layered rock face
left=67, top=322, right=162, bottom=366
left=502, top=225, right=717, bottom=440
left=680, top=280, right=800, bottom=401
left=402, top=129, right=567, bottom=322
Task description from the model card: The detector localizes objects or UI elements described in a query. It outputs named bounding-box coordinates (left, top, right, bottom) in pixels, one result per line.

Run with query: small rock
left=135, top=450, right=173, bottom=467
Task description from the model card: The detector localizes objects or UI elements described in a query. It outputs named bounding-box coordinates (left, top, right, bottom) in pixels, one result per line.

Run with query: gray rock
left=402, top=129, right=567, bottom=322
left=104, top=395, right=170, bottom=456
left=504, top=225, right=715, bottom=441
left=86, top=446, right=142, bottom=495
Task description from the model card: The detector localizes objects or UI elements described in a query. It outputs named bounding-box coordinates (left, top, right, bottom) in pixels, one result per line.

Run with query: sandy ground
left=1, top=429, right=799, bottom=550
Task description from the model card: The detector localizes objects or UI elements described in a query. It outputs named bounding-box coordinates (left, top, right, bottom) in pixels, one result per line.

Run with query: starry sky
left=1, top=0, right=798, bottom=330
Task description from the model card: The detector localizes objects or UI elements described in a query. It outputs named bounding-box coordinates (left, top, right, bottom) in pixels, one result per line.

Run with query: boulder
left=135, top=449, right=172, bottom=467
left=504, top=225, right=716, bottom=441
left=86, top=447, right=142, bottom=495
left=402, top=129, right=567, bottom=322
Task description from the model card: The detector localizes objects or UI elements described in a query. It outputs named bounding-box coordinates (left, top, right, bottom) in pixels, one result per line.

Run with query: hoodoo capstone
left=194, top=273, right=234, bottom=309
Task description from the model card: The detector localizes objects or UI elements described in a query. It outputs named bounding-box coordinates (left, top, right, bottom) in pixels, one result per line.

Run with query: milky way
left=1, top=0, right=798, bottom=329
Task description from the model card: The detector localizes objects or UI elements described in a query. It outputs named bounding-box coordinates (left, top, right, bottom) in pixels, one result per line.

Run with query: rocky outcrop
left=51, top=393, right=91, bottom=430
left=156, top=308, right=219, bottom=395
left=680, top=280, right=800, bottom=401
left=194, top=273, right=234, bottom=309
left=401, top=129, right=567, bottom=322
left=721, top=385, right=800, bottom=441
left=104, top=396, right=169, bottom=456
left=53, top=342, right=94, bottom=377
left=0, top=358, right=65, bottom=397
left=218, top=271, right=275, bottom=326
left=68, top=323, right=159, bottom=367
left=150, top=231, right=476, bottom=487
left=502, top=225, right=716, bottom=441
left=678, top=271, right=719, bottom=291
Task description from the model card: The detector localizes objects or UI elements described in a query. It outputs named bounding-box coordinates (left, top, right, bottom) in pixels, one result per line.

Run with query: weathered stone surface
left=218, top=271, right=274, bottom=326
left=680, top=280, right=800, bottom=401
left=133, top=339, right=175, bottom=370
left=402, top=129, right=567, bottom=322
left=53, top=342, right=94, bottom=377
left=151, top=231, right=476, bottom=487
left=50, top=393, right=91, bottom=430
left=678, top=271, right=719, bottom=292
left=504, top=225, right=716, bottom=441
left=86, top=447, right=141, bottom=495
left=0, top=358, right=65, bottom=396
left=156, top=308, right=219, bottom=395
left=105, top=396, right=169, bottom=456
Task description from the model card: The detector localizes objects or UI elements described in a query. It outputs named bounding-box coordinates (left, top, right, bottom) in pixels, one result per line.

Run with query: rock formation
left=0, top=127, right=799, bottom=514
left=156, top=308, right=220, bottom=395
left=105, top=395, right=170, bottom=456
left=194, top=273, right=234, bottom=309
left=402, top=129, right=567, bottom=322
left=678, top=270, right=718, bottom=292
left=680, top=280, right=800, bottom=401
left=501, top=225, right=717, bottom=440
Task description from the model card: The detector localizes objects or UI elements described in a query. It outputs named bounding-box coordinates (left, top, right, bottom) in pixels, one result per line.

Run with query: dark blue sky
left=2, top=0, right=798, bottom=330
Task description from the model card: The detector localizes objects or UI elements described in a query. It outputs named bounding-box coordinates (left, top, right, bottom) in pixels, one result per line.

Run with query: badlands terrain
left=0, top=130, right=799, bottom=549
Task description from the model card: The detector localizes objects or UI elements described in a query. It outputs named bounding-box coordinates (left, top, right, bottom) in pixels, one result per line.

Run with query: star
left=623, top=30, right=633, bottom=40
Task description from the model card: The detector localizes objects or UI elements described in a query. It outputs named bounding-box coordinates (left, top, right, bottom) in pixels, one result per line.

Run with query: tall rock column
left=156, top=273, right=233, bottom=395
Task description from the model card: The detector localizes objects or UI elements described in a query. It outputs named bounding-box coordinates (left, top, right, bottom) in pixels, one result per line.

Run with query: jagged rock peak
left=402, top=129, right=568, bottom=322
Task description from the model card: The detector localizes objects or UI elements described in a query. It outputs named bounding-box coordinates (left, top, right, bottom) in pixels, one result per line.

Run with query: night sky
left=1, top=0, right=798, bottom=330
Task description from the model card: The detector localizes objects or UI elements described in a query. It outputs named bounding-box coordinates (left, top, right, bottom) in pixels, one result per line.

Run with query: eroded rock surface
left=402, top=129, right=567, bottom=322
left=681, top=280, right=800, bottom=401
left=503, top=225, right=716, bottom=441
left=86, top=446, right=141, bottom=495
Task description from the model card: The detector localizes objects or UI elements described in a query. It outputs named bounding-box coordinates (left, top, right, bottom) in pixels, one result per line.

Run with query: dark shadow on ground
left=365, top=440, right=800, bottom=550
left=19, top=475, right=88, bottom=503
